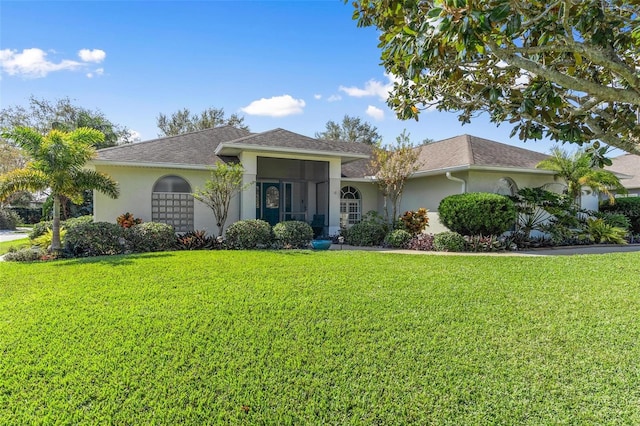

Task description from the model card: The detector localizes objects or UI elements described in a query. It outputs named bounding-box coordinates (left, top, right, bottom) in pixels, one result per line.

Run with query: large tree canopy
left=315, top=114, right=382, bottom=145
left=351, top=0, right=640, bottom=154
left=156, top=107, right=249, bottom=136
left=0, top=96, right=135, bottom=149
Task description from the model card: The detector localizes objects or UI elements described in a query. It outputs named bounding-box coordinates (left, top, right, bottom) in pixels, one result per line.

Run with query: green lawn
left=1, top=251, right=639, bottom=424
left=0, top=237, right=30, bottom=255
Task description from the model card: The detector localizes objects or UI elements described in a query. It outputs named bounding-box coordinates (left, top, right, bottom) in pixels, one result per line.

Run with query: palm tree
left=536, top=146, right=626, bottom=206
left=0, top=127, right=119, bottom=251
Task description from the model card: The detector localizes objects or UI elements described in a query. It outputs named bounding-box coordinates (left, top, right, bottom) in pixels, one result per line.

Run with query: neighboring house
left=90, top=128, right=559, bottom=235
left=607, top=154, right=640, bottom=197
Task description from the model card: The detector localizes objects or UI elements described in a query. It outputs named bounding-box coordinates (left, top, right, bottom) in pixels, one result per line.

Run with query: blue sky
left=1, top=0, right=556, bottom=153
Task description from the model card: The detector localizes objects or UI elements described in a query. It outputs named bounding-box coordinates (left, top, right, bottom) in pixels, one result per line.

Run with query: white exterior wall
left=465, top=170, right=554, bottom=193
left=93, top=165, right=240, bottom=235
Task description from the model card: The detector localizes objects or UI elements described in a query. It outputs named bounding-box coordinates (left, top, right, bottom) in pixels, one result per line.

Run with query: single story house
left=91, top=126, right=568, bottom=235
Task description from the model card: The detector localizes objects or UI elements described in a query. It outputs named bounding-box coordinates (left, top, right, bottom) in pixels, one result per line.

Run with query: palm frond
left=0, top=169, right=48, bottom=201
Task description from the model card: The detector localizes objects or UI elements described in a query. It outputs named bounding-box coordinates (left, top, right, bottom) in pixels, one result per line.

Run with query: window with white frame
left=340, top=186, right=361, bottom=227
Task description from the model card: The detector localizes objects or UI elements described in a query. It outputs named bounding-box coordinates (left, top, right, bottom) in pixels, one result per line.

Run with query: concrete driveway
left=0, top=228, right=30, bottom=243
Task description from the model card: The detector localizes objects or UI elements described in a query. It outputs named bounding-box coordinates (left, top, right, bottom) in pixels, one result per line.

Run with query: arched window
left=340, top=186, right=361, bottom=227
left=151, top=175, right=194, bottom=233
left=495, top=177, right=518, bottom=196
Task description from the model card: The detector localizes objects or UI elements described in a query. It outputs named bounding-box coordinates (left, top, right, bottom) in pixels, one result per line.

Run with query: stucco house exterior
left=90, top=126, right=560, bottom=235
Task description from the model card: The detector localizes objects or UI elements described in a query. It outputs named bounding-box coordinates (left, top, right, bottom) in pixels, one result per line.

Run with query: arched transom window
left=152, top=175, right=194, bottom=233
left=495, top=177, right=518, bottom=196
left=340, top=186, right=361, bottom=227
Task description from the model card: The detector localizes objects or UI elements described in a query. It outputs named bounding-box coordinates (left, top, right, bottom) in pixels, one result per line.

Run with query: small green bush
left=592, top=212, right=631, bottom=230
left=225, top=220, right=273, bottom=250
left=384, top=229, right=412, bottom=248
left=343, top=211, right=389, bottom=247
left=273, top=221, right=313, bottom=249
left=433, top=231, right=466, bottom=252
left=0, top=208, right=21, bottom=230
left=127, top=222, right=176, bottom=253
left=600, top=197, right=640, bottom=234
left=29, top=215, right=93, bottom=239
left=439, top=192, right=517, bottom=236
left=64, top=222, right=125, bottom=257
left=3, top=247, right=47, bottom=262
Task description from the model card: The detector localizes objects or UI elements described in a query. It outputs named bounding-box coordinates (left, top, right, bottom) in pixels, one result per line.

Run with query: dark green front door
left=260, top=182, right=280, bottom=226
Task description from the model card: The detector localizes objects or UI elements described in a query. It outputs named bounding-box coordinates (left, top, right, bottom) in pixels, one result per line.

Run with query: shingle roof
left=219, top=128, right=374, bottom=156
left=341, top=134, right=549, bottom=179
left=607, top=154, right=640, bottom=189
left=414, top=134, right=549, bottom=171
left=95, top=126, right=252, bottom=166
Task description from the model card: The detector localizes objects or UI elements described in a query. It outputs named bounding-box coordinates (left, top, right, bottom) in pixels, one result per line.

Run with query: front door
left=260, top=182, right=280, bottom=226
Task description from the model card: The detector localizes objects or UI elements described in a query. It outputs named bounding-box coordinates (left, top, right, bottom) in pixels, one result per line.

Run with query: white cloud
left=327, top=94, right=342, bottom=102
left=241, top=95, right=305, bottom=117
left=366, top=105, right=384, bottom=120
left=314, top=94, right=322, bottom=100
left=0, top=48, right=82, bottom=78
left=339, top=73, right=398, bottom=101
left=78, top=48, right=106, bottom=63
left=86, top=67, right=105, bottom=78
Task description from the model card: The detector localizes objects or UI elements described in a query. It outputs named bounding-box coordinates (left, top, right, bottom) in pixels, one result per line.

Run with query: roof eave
left=90, top=159, right=211, bottom=171
left=409, top=164, right=557, bottom=179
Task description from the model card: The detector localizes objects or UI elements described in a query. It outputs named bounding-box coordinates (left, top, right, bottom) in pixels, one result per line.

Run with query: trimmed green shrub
left=342, top=211, right=389, bottom=247
left=225, top=219, right=273, bottom=250
left=64, top=222, right=125, bottom=257
left=433, top=231, right=466, bottom=252
left=3, top=248, right=47, bottom=262
left=384, top=229, right=412, bottom=248
left=273, top=221, right=313, bottom=249
left=600, top=197, right=640, bottom=234
left=0, top=208, right=20, bottom=230
left=439, top=192, right=517, bottom=236
left=126, top=222, right=176, bottom=253
left=29, top=215, right=93, bottom=240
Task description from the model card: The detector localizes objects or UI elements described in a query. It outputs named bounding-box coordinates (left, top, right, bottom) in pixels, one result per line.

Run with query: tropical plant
left=350, top=1, right=640, bottom=154
left=600, top=197, right=640, bottom=234
left=536, top=146, right=626, bottom=206
left=32, top=228, right=67, bottom=249
left=0, top=127, right=119, bottom=251
left=584, top=218, right=627, bottom=244
left=116, top=212, right=142, bottom=228
left=175, top=230, right=212, bottom=250
left=406, top=233, right=435, bottom=251
left=439, top=192, right=517, bottom=236
left=399, top=208, right=429, bottom=235
left=193, top=163, right=252, bottom=237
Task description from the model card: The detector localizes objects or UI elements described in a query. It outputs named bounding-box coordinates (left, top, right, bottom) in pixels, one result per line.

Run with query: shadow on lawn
left=53, top=252, right=177, bottom=267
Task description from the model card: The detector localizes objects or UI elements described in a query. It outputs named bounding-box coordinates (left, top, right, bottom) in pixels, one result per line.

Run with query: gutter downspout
left=446, top=172, right=466, bottom=193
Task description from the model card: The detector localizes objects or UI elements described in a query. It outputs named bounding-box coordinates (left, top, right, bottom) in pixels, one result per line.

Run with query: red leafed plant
left=400, top=208, right=429, bottom=235
left=116, top=212, right=142, bottom=228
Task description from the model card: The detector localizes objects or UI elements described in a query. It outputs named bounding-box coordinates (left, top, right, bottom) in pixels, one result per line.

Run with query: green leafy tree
left=0, top=127, right=119, bottom=251
left=0, top=96, right=135, bottom=149
left=157, top=107, right=249, bottom=137
left=350, top=1, right=640, bottom=154
left=315, top=115, right=382, bottom=145
left=536, top=146, right=627, bottom=206
left=369, top=130, right=422, bottom=223
left=192, top=162, right=252, bottom=237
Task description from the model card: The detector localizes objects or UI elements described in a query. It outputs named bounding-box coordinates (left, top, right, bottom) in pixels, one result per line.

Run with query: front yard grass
left=1, top=250, right=639, bottom=424
left=0, top=237, right=30, bottom=255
